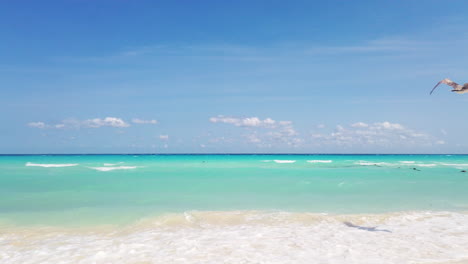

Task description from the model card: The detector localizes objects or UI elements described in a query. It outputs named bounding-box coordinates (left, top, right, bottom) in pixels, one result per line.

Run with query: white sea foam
left=89, top=166, right=137, bottom=172
left=25, top=162, right=78, bottom=168
left=307, top=160, right=333, bottom=163
left=273, top=160, right=296, bottom=164
left=355, top=161, right=392, bottom=166
left=103, top=162, right=124, bottom=166
left=439, top=163, right=468, bottom=167
left=399, top=161, right=415, bottom=164
left=1, top=211, right=468, bottom=264
left=415, top=164, right=437, bottom=167
left=356, top=161, right=439, bottom=168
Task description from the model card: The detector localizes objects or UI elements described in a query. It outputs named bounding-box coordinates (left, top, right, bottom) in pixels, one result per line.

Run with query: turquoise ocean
left=1, top=154, right=468, bottom=263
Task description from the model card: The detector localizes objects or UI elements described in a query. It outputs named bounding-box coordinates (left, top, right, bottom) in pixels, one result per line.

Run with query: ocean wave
left=89, top=166, right=137, bottom=172
left=439, top=163, right=468, bottom=167
left=356, top=161, right=440, bottom=168
left=355, top=161, right=392, bottom=166
left=273, top=160, right=296, bottom=164
left=415, top=164, right=437, bottom=167
left=26, top=162, right=78, bottom=168
left=1, top=211, right=467, bottom=264
left=307, top=160, right=333, bottom=163
left=103, top=162, right=124, bottom=166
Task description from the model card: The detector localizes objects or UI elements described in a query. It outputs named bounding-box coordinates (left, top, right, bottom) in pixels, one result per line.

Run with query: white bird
left=430, top=78, right=468, bottom=94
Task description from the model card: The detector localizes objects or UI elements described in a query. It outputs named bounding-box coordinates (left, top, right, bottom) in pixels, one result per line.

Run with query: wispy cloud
left=82, top=117, right=130, bottom=128
left=132, top=118, right=158, bottom=125
left=27, top=122, right=47, bottom=129
left=208, top=116, right=443, bottom=151
left=209, top=115, right=301, bottom=147
left=28, top=117, right=163, bottom=129
left=54, top=45, right=166, bottom=63
left=310, top=121, right=443, bottom=147
left=28, top=117, right=131, bottom=129
left=305, top=38, right=429, bottom=55
left=53, top=43, right=276, bottom=65
left=210, top=116, right=277, bottom=128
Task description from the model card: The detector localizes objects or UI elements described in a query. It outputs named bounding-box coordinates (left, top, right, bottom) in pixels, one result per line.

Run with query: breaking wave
left=89, top=166, right=137, bottom=172
left=25, top=162, right=78, bottom=168
left=273, top=160, right=296, bottom=164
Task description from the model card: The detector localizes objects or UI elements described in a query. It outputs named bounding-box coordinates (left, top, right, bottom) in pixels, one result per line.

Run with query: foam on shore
left=1, top=210, right=467, bottom=264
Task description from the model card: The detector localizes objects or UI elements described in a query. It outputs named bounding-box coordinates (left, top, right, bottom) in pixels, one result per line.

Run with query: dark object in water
left=412, top=167, right=421, bottom=171
left=461, top=170, right=466, bottom=173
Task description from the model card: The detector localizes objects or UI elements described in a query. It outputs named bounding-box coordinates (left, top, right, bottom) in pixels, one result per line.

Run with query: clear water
left=1, top=154, right=468, bottom=263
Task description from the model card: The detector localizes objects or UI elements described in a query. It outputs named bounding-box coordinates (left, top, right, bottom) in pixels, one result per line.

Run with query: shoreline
left=1, top=210, right=468, bottom=264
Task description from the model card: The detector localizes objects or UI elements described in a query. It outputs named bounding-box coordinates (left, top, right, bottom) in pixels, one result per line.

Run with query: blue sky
left=1, top=0, right=468, bottom=153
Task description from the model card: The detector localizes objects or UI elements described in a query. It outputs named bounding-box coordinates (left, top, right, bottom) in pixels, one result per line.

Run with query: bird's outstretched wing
left=430, top=78, right=461, bottom=95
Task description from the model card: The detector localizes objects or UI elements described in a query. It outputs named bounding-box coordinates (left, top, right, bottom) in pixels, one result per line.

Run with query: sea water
left=1, top=154, right=468, bottom=263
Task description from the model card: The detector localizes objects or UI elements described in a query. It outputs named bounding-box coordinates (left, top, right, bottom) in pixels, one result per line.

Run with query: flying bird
left=430, top=78, right=468, bottom=95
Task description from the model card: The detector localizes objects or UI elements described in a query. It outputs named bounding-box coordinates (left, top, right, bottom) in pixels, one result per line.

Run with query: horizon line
left=0, top=153, right=465, bottom=156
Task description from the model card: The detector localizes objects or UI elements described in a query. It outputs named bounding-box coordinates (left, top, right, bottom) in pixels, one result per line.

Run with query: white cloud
left=83, top=117, right=130, bottom=128
left=351, top=122, right=368, bottom=128
left=208, top=136, right=234, bottom=144
left=311, top=121, right=442, bottom=147
left=210, top=115, right=301, bottom=147
left=278, top=121, right=292, bottom=126
left=209, top=116, right=278, bottom=128
left=27, top=117, right=130, bottom=129
left=241, top=117, right=262, bottom=127
left=27, top=122, right=47, bottom=129
left=132, top=118, right=158, bottom=125
left=159, top=135, right=169, bottom=140
left=374, top=121, right=403, bottom=130
left=246, top=133, right=261, bottom=143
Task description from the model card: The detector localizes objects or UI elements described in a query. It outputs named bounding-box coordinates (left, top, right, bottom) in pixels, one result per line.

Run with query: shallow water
left=1, top=154, right=468, bottom=263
